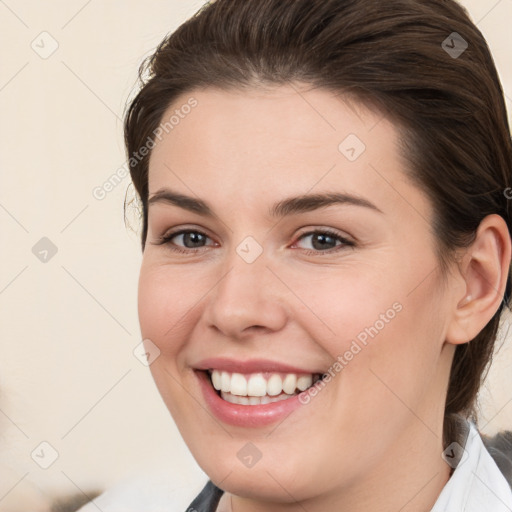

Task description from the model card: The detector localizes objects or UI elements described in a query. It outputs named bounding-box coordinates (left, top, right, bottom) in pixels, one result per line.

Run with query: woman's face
left=138, top=84, right=460, bottom=503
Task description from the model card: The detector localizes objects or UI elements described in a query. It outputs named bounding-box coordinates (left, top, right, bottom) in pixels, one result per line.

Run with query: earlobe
left=446, top=214, right=511, bottom=346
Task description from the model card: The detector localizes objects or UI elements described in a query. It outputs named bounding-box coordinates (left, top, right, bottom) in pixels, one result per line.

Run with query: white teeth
left=220, top=391, right=294, bottom=405
left=221, top=371, right=231, bottom=392
left=247, top=374, right=267, bottom=396
left=297, top=375, right=313, bottom=391
left=211, top=370, right=222, bottom=391
left=209, top=369, right=318, bottom=399
left=230, top=373, right=247, bottom=396
left=282, top=374, right=297, bottom=394
left=259, top=395, right=271, bottom=404
left=266, top=374, right=283, bottom=396
left=221, top=392, right=237, bottom=404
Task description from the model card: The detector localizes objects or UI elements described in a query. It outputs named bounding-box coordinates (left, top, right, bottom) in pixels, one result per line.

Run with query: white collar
left=431, top=421, right=512, bottom=511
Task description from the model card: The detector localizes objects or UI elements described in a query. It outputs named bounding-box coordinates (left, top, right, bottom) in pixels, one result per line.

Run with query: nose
left=202, top=245, right=288, bottom=339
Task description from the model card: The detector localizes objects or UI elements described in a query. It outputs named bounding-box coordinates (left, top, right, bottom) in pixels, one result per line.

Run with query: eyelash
left=154, top=228, right=355, bottom=256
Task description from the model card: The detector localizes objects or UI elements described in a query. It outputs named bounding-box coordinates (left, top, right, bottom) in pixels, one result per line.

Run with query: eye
left=152, top=227, right=354, bottom=256
left=153, top=229, right=216, bottom=253
left=292, top=229, right=354, bottom=254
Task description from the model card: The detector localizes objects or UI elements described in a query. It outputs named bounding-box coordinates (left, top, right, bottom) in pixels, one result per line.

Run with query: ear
left=446, top=214, right=511, bottom=345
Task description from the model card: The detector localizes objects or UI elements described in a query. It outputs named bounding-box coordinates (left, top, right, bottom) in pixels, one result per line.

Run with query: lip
left=195, top=370, right=313, bottom=427
left=194, top=357, right=323, bottom=375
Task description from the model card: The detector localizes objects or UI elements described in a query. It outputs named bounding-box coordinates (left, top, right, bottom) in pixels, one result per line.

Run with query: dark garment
left=185, top=422, right=512, bottom=512
left=185, top=480, right=224, bottom=512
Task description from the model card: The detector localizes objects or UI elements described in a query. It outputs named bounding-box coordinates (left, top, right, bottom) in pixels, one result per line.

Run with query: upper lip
left=194, top=357, right=324, bottom=375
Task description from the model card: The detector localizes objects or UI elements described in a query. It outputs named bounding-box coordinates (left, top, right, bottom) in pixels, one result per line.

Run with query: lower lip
left=196, top=370, right=309, bottom=427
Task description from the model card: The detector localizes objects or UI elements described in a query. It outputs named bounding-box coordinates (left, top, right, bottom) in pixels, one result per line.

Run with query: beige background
left=0, top=0, right=511, bottom=509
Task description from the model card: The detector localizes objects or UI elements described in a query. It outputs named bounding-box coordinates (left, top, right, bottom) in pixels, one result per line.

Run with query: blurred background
left=0, top=0, right=511, bottom=510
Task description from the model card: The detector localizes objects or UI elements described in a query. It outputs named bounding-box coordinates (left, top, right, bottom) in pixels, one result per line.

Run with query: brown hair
left=123, top=0, right=512, bottom=447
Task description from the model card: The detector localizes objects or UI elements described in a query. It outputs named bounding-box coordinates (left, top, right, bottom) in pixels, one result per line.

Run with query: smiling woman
left=120, top=0, right=512, bottom=511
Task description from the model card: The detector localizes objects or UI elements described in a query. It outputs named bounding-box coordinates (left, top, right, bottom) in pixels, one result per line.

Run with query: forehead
left=147, top=84, right=427, bottom=221
left=149, top=84, right=388, bottom=172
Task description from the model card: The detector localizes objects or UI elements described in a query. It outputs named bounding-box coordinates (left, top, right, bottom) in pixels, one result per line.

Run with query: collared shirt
left=431, top=420, right=512, bottom=511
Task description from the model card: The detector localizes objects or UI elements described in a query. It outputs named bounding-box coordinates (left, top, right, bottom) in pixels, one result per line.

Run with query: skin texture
left=137, top=84, right=511, bottom=512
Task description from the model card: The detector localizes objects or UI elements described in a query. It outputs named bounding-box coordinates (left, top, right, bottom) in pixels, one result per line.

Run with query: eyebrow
left=148, top=188, right=383, bottom=218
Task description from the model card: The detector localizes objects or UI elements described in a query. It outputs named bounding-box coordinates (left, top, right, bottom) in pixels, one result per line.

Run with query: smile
left=208, top=369, right=323, bottom=406
left=194, top=357, right=328, bottom=426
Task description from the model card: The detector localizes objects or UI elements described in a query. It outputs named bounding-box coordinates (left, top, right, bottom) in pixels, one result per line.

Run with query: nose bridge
left=204, top=235, right=287, bottom=337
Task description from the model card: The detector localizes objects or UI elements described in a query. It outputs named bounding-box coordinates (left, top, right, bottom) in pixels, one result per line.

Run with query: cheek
left=279, top=262, right=403, bottom=350
left=137, top=264, right=200, bottom=357
left=137, top=265, right=201, bottom=419
left=328, top=270, right=448, bottom=426
left=288, top=256, right=446, bottom=397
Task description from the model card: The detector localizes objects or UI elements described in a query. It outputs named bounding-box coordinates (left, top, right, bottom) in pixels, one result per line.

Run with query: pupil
left=185, top=232, right=205, bottom=248
left=313, top=233, right=335, bottom=250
